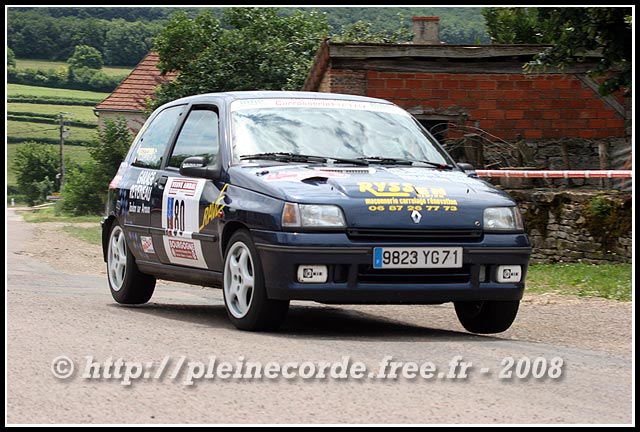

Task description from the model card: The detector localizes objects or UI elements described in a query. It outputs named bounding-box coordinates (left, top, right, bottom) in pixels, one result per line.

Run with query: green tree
left=331, top=14, right=412, bottom=43
left=13, top=142, right=60, bottom=205
left=482, top=7, right=550, bottom=44
left=483, top=7, right=632, bottom=96
left=60, top=160, right=106, bottom=215
left=68, top=44, right=103, bottom=69
left=89, top=116, right=133, bottom=183
left=7, top=46, right=16, bottom=67
left=57, top=17, right=109, bottom=62
left=103, top=19, right=161, bottom=66
left=6, top=10, right=61, bottom=59
left=61, top=117, right=133, bottom=215
left=153, top=8, right=330, bottom=107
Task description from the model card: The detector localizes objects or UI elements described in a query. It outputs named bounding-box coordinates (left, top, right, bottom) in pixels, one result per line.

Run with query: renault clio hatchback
left=102, top=91, right=531, bottom=333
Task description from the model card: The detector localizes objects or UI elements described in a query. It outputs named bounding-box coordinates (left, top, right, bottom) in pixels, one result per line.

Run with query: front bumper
left=252, top=230, right=531, bottom=304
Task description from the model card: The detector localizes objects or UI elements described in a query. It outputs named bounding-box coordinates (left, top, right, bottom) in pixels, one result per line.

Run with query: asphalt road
left=5, top=208, right=633, bottom=425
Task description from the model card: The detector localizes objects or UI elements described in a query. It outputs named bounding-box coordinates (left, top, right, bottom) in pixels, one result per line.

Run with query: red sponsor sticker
left=141, top=236, right=155, bottom=254
left=168, top=179, right=199, bottom=196
left=168, top=239, right=197, bottom=260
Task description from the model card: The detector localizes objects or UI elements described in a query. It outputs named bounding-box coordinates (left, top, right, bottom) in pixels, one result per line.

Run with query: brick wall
left=327, top=70, right=625, bottom=141
left=327, top=69, right=367, bottom=96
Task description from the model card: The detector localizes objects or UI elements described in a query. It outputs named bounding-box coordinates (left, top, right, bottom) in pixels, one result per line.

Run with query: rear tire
left=107, top=223, right=156, bottom=304
left=223, top=230, right=289, bottom=331
left=454, top=300, right=520, bottom=334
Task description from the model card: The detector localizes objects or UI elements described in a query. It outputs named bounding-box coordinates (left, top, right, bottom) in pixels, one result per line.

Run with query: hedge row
left=8, top=66, right=126, bottom=93
left=8, top=111, right=61, bottom=119
left=7, top=114, right=97, bottom=129
left=7, top=136, right=91, bottom=146
left=7, top=96, right=100, bottom=106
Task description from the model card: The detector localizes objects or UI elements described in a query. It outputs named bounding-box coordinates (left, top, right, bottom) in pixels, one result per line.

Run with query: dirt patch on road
left=22, top=221, right=106, bottom=277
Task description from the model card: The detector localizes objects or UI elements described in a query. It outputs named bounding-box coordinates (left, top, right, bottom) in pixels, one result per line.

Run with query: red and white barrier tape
left=476, top=170, right=633, bottom=179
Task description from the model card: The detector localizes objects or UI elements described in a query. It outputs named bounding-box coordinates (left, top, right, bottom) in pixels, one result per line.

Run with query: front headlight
left=483, top=207, right=524, bottom=231
left=282, top=203, right=346, bottom=228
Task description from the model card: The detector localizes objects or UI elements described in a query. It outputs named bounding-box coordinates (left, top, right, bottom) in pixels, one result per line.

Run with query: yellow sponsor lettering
left=430, top=187, right=446, bottom=198
left=414, top=186, right=429, bottom=197
left=357, top=181, right=411, bottom=197
left=199, top=184, right=228, bottom=231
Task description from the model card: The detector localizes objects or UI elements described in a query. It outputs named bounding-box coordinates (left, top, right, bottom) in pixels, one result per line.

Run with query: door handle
left=156, top=176, right=168, bottom=187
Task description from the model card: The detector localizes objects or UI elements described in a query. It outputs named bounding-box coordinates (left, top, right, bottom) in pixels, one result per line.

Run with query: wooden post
left=474, top=135, right=484, bottom=169
left=561, top=142, right=571, bottom=188
left=59, top=113, right=65, bottom=190
left=516, top=134, right=524, bottom=167
left=598, top=142, right=610, bottom=189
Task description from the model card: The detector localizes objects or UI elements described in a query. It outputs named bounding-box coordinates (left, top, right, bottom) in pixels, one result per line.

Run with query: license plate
left=373, top=247, right=463, bottom=269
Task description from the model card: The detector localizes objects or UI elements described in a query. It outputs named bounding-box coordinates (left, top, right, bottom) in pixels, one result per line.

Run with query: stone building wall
left=506, top=189, right=632, bottom=264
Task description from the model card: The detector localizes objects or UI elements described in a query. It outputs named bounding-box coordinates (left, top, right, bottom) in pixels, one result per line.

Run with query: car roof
left=164, top=90, right=394, bottom=107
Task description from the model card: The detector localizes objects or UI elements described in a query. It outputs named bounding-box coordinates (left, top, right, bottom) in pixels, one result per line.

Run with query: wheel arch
left=101, top=215, right=117, bottom=262
left=221, top=221, right=250, bottom=256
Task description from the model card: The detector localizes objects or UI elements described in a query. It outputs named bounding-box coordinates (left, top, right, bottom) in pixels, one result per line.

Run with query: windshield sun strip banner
left=230, top=98, right=410, bottom=116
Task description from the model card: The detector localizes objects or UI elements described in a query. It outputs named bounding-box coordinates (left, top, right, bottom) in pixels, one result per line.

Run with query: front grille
left=347, top=229, right=482, bottom=243
left=358, top=264, right=472, bottom=284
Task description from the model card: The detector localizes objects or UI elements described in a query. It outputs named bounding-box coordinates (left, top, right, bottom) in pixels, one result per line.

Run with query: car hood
left=228, top=164, right=516, bottom=230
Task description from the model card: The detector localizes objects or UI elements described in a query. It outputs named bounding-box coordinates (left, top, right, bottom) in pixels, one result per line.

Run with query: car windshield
left=230, top=98, right=451, bottom=165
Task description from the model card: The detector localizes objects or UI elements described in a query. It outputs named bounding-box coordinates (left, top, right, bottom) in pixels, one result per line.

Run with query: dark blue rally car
left=102, top=91, right=531, bottom=333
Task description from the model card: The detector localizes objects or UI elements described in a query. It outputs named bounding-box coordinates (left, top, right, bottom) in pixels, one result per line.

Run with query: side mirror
left=457, top=162, right=477, bottom=177
left=180, top=156, right=220, bottom=179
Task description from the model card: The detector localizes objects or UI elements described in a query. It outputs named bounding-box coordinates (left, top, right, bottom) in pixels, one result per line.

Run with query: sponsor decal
left=230, top=99, right=409, bottom=116
left=161, top=178, right=206, bottom=237
left=200, top=184, right=228, bottom=231
left=128, top=201, right=151, bottom=214
left=168, top=239, right=198, bottom=260
left=141, top=236, right=155, bottom=254
left=168, top=179, right=199, bottom=197
left=358, top=182, right=458, bottom=213
left=385, top=167, right=473, bottom=183
left=166, top=195, right=185, bottom=236
left=129, top=170, right=154, bottom=204
left=118, top=188, right=129, bottom=219
left=162, top=237, right=207, bottom=269
left=109, top=162, right=127, bottom=190
left=264, top=170, right=348, bottom=182
left=135, top=147, right=158, bottom=165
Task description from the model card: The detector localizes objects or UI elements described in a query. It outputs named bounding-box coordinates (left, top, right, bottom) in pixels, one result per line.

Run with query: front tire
left=107, top=223, right=156, bottom=304
left=454, top=300, right=520, bottom=334
left=223, top=230, right=289, bottom=331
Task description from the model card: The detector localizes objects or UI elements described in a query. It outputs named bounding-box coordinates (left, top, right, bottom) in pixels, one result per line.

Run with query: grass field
left=15, top=58, right=132, bottom=77
left=7, top=83, right=110, bottom=102
left=17, top=206, right=101, bottom=223
left=61, top=225, right=103, bottom=245
left=7, top=142, right=92, bottom=186
left=527, top=263, right=632, bottom=301
left=7, top=119, right=98, bottom=143
left=8, top=103, right=100, bottom=124
left=6, top=83, right=105, bottom=190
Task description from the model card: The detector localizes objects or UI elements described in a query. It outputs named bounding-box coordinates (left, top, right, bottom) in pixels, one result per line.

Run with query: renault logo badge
left=411, top=210, right=422, bottom=224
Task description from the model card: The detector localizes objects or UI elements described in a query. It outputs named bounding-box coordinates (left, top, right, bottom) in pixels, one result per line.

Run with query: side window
left=133, top=105, right=184, bottom=168
left=168, top=108, right=220, bottom=168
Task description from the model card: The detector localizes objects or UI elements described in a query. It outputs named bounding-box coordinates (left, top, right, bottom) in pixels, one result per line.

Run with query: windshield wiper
left=357, top=156, right=453, bottom=169
left=240, top=152, right=369, bottom=166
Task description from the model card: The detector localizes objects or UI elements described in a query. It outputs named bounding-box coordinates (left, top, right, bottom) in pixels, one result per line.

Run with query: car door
left=119, top=103, right=186, bottom=264
left=149, top=105, right=225, bottom=271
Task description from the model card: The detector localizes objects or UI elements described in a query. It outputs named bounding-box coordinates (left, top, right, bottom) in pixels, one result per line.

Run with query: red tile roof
left=95, top=51, right=176, bottom=112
